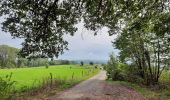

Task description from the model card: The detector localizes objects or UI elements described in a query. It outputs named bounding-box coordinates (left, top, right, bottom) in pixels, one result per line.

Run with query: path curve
left=49, top=71, right=146, bottom=100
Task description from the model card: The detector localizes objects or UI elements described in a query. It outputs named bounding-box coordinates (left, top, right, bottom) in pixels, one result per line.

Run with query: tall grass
left=0, top=73, right=15, bottom=100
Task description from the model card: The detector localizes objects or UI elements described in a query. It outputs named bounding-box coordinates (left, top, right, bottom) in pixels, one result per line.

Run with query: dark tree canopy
left=0, top=0, right=81, bottom=58
left=0, top=0, right=170, bottom=60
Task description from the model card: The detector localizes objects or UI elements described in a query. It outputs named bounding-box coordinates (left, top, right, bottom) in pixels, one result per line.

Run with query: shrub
left=125, top=64, right=144, bottom=84
left=105, top=54, right=125, bottom=80
left=45, top=63, right=49, bottom=69
left=94, top=65, right=98, bottom=69
left=89, top=62, right=94, bottom=65
left=105, top=53, right=146, bottom=84
left=0, top=73, right=15, bottom=100
left=110, top=69, right=125, bottom=81
left=80, top=61, right=84, bottom=66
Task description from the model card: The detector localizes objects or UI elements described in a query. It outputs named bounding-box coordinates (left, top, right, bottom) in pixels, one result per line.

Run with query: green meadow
left=0, top=65, right=99, bottom=92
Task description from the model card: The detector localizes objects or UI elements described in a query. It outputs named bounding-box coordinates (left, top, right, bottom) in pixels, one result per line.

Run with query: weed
left=0, top=73, right=15, bottom=100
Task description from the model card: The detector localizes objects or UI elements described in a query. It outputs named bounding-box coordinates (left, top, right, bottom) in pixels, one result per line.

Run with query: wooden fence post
left=50, top=73, right=53, bottom=88
left=82, top=71, right=83, bottom=77
left=72, top=72, right=74, bottom=80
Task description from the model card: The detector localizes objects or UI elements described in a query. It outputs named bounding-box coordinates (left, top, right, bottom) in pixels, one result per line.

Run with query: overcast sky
left=0, top=20, right=119, bottom=61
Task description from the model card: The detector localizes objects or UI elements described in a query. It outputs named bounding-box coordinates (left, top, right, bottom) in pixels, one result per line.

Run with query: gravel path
left=49, top=71, right=146, bottom=100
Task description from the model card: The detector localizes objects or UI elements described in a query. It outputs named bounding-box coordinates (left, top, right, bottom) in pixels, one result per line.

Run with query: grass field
left=0, top=65, right=99, bottom=92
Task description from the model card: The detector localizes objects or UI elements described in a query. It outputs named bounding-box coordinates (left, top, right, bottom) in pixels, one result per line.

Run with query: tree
left=0, top=0, right=81, bottom=59
left=0, top=45, right=18, bottom=68
left=89, top=61, right=94, bottom=65
left=80, top=61, right=84, bottom=66
left=1, top=0, right=169, bottom=59
left=114, top=21, right=170, bottom=85
left=82, top=0, right=170, bottom=85
left=0, top=0, right=149, bottom=58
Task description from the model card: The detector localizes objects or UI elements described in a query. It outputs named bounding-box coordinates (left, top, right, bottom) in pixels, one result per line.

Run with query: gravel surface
left=49, top=71, right=147, bottom=100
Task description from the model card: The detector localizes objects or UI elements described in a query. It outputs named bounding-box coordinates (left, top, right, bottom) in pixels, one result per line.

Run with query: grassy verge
left=107, top=70, right=170, bottom=100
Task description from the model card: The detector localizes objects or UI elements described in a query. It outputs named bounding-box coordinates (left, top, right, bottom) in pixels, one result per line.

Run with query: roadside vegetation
left=104, top=54, right=170, bottom=100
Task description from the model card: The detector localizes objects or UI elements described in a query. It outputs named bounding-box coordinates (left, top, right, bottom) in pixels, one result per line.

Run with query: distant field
left=0, top=65, right=99, bottom=92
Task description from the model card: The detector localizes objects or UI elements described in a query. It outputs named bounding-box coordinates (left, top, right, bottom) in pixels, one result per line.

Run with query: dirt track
left=49, top=71, right=146, bottom=100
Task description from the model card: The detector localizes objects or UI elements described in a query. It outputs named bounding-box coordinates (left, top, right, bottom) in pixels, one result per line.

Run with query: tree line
left=0, top=45, right=73, bottom=68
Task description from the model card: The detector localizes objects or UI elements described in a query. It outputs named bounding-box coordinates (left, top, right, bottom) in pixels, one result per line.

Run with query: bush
left=105, top=54, right=145, bottom=84
left=0, top=73, right=15, bottom=100
left=110, top=69, right=125, bottom=81
left=89, top=62, right=94, bottom=65
left=105, top=54, right=141, bottom=82
left=94, top=65, right=98, bottom=69
left=80, top=61, right=84, bottom=66
left=105, top=54, right=126, bottom=81
left=125, top=64, right=144, bottom=84
left=45, top=63, right=49, bottom=69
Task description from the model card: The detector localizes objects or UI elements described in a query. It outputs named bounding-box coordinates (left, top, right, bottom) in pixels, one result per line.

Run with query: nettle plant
left=0, top=73, right=15, bottom=100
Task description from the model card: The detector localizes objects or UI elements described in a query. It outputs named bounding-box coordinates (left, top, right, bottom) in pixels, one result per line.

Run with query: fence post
left=82, top=71, right=83, bottom=77
left=50, top=73, right=53, bottom=88
left=72, top=72, right=74, bottom=80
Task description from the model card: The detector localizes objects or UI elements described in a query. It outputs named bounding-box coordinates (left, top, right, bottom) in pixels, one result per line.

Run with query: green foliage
left=0, top=45, right=73, bottom=68
left=17, top=58, right=28, bottom=68
left=89, top=61, right=94, bottom=65
left=160, top=71, right=170, bottom=83
left=28, top=58, right=48, bottom=67
left=0, top=0, right=169, bottom=60
left=80, top=61, right=84, bottom=66
left=125, top=64, right=144, bottom=84
left=0, top=45, right=18, bottom=68
left=94, top=65, right=98, bottom=69
left=49, top=60, right=70, bottom=65
left=114, top=25, right=169, bottom=85
left=0, top=0, right=81, bottom=58
left=83, top=0, right=170, bottom=85
left=45, top=63, right=49, bottom=69
left=0, top=73, right=15, bottom=100
left=105, top=54, right=125, bottom=81
left=105, top=54, right=145, bottom=83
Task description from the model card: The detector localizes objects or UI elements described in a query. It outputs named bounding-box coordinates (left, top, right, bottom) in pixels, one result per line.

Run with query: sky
left=0, top=20, right=119, bottom=61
